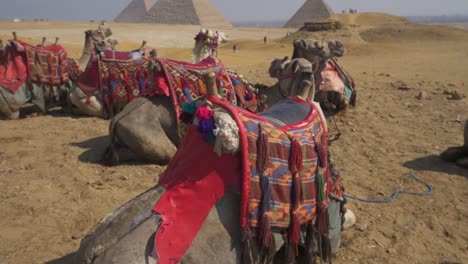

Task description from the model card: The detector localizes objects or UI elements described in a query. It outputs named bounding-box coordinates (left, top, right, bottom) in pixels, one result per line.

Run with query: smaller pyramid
left=284, top=0, right=334, bottom=28
left=115, top=0, right=153, bottom=23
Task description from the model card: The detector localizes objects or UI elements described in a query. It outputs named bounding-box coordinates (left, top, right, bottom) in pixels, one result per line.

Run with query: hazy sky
left=0, top=0, right=467, bottom=22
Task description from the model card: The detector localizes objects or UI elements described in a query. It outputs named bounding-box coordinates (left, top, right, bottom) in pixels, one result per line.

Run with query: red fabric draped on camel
left=0, top=44, right=28, bottom=93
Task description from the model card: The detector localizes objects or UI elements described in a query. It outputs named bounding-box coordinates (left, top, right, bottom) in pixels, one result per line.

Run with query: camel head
left=269, top=57, right=315, bottom=100
left=193, top=29, right=220, bottom=63
left=292, top=39, right=347, bottom=62
left=85, top=24, right=113, bottom=46
left=268, top=56, right=290, bottom=78
left=292, top=39, right=327, bottom=63
left=216, top=32, right=231, bottom=43
left=327, top=40, right=346, bottom=57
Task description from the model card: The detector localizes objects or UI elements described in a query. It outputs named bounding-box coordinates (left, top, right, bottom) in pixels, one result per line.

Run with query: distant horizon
left=0, top=0, right=467, bottom=23
left=3, top=14, right=468, bottom=24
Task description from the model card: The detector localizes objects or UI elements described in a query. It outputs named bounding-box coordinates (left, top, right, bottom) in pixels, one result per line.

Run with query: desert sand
left=0, top=13, right=467, bottom=264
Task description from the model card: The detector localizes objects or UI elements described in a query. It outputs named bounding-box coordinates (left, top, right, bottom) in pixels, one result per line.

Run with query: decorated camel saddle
left=77, top=52, right=258, bottom=117
left=0, top=35, right=79, bottom=114
left=152, top=74, right=345, bottom=263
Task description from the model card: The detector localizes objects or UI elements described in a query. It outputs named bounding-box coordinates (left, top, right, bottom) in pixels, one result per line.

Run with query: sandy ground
left=0, top=13, right=467, bottom=264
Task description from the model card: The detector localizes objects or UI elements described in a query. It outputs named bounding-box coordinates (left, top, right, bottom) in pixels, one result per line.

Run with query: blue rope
left=343, top=173, right=433, bottom=203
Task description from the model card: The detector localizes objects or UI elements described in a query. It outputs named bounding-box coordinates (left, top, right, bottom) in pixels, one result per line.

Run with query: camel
left=0, top=24, right=115, bottom=120
left=76, top=23, right=113, bottom=70
left=0, top=32, right=78, bottom=119
left=102, top=57, right=317, bottom=165
left=292, top=39, right=357, bottom=113
left=192, top=28, right=231, bottom=64
left=69, top=28, right=229, bottom=119
left=74, top=71, right=355, bottom=264
left=440, top=120, right=468, bottom=168
left=68, top=40, right=154, bottom=119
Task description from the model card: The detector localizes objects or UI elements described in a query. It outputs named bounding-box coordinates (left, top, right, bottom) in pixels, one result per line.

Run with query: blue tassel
left=198, top=119, right=213, bottom=133
left=233, top=79, right=241, bottom=85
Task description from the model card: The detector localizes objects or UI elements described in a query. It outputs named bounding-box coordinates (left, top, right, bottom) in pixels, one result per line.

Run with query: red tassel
left=316, top=206, right=329, bottom=235
left=289, top=138, right=303, bottom=174
left=258, top=213, right=272, bottom=248
left=289, top=137, right=303, bottom=257
left=289, top=213, right=300, bottom=244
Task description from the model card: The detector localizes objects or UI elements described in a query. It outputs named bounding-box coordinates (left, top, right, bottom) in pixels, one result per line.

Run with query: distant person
left=264, top=36, right=267, bottom=44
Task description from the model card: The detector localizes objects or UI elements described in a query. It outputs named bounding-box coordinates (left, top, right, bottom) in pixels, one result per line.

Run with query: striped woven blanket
left=18, top=40, right=76, bottom=85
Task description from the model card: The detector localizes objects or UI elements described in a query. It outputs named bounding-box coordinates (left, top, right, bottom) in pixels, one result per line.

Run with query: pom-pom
left=233, top=79, right=241, bottom=86
left=245, top=94, right=252, bottom=101
left=195, top=106, right=214, bottom=120
left=198, top=119, right=213, bottom=133
left=182, top=101, right=197, bottom=115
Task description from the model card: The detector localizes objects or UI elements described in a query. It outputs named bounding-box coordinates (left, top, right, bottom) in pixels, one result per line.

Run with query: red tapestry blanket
left=99, top=57, right=161, bottom=109
left=17, top=40, right=75, bottom=85
left=156, top=56, right=237, bottom=119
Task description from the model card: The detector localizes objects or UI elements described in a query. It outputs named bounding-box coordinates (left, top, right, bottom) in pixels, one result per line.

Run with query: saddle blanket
left=156, top=56, right=237, bottom=119
left=152, top=96, right=333, bottom=263
left=18, top=40, right=74, bottom=86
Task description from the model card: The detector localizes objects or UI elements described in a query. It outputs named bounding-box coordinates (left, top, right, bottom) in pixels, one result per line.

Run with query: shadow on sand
left=403, top=155, right=467, bottom=178
left=45, top=252, right=75, bottom=264
left=70, top=136, right=150, bottom=166
left=70, top=135, right=109, bottom=164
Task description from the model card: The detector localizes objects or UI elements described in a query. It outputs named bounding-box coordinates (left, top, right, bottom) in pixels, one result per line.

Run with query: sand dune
left=0, top=13, right=467, bottom=264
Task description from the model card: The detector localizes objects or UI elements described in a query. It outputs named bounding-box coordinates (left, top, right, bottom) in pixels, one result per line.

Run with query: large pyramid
left=284, top=0, right=334, bottom=28
left=115, top=0, right=153, bottom=23
left=144, top=0, right=232, bottom=27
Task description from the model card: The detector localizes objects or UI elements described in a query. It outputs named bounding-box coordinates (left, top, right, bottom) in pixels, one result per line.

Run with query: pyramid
left=143, top=0, right=232, bottom=27
left=115, top=0, right=153, bottom=23
left=284, top=0, right=334, bottom=28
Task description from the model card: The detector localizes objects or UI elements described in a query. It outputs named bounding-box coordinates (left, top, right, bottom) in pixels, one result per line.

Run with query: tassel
left=316, top=173, right=326, bottom=203
left=258, top=175, right=272, bottom=248
left=320, top=234, right=332, bottom=263
left=289, top=138, right=303, bottom=174
left=242, top=228, right=258, bottom=264
left=283, top=241, right=296, bottom=264
left=257, top=124, right=272, bottom=249
left=316, top=206, right=329, bottom=235
left=288, top=138, right=303, bottom=255
left=304, top=223, right=317, bottom=264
